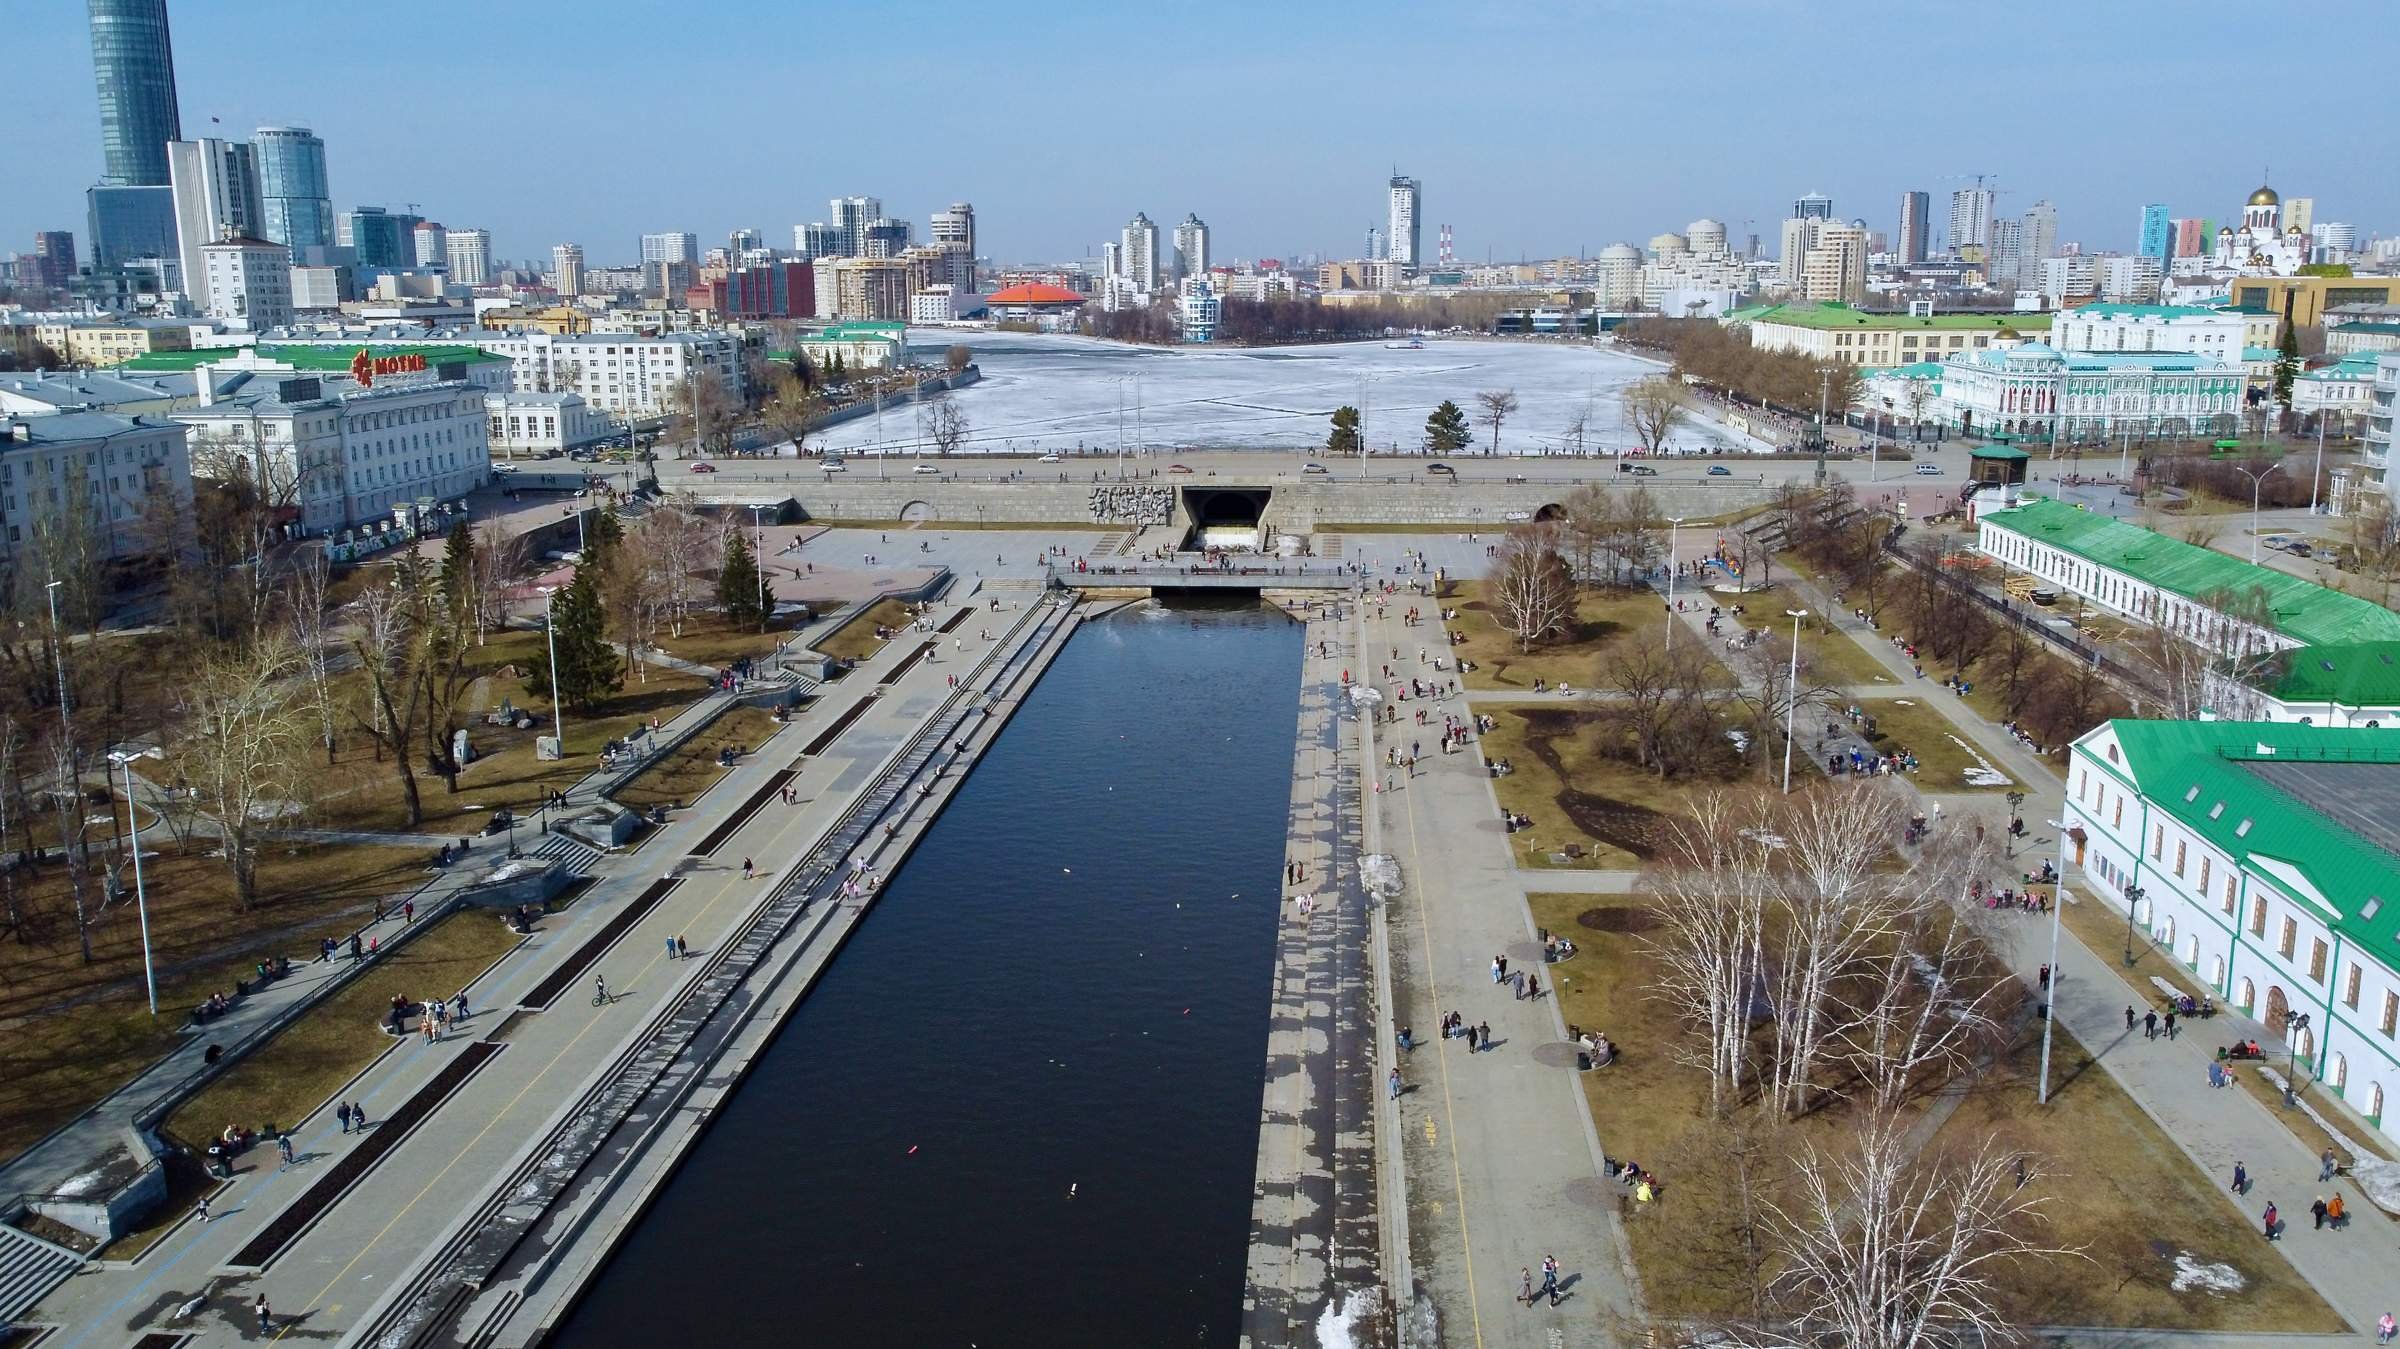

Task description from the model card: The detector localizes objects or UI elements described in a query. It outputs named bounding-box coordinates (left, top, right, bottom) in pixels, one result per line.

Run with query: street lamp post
left=2309, top=417, right=2326, bottom=516
left=749, top=504, right=768, bottom=625
left=1663, top=517, right=1685, bottom=652
left=107, top=746, right=164, bottom=1016
left=544, top=589, right=567, bottom=752
left=1781, top=609, right=1807, bottom=792
left=2233, top=464, right=2280, bottom=564
left=2121, top=880, right=2145, bottom=969
left=2287, top=1012, right=2313, bottom=1097
left=2037, top=815, right=2074, bottom=1104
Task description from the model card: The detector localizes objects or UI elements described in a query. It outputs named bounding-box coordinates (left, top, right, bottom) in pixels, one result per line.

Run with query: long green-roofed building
left=1727, top=300, right=2051, bottom=367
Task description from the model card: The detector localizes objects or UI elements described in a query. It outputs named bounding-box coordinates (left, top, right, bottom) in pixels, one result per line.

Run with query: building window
left=2251, top=896, right=2268, bottom=938
left=2278, top=917, right=2296, bottom=960
left=2152, top=824, right=2164, bottom=861
left=2309, top=938, right=2328, bottom=983
left=2199, top=856, right=2212, bottom=893
left=2222, top=875, right=2237, bottom=916
left=2382, top=992, right=2397, bottom=1037
left=2174, top=840, right=2186, bottom=876
left=2345, top=964, right=2363, bottom=1010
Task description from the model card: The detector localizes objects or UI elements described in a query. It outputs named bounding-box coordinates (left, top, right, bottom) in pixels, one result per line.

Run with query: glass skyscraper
left=88, top=0, right=182, bottom=187
left=2138, top=203, right=2171, bottom=262
left=254, top=126, right=334, bottom=250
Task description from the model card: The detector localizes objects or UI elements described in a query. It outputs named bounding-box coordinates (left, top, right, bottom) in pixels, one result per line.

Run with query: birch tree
left=1762, top=784, right=1908, bottom=1115
left=1490, top=525, right=1573, bottom=653
left=286, top=544, right=340, bottom=765
left=1644, top=793, right=1777, bottom=1113
left=180, top=638, right=313, bottom=907
left=346, top=558, right=436, bottom=827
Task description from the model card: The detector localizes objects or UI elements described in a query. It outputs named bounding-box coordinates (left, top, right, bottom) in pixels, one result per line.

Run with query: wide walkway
left=25, top=593, right=1050, bottom=1347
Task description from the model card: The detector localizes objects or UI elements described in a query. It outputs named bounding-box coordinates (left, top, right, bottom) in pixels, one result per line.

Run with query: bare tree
left=759, top=372, right=820, bottom=459
left=286, top=544, right=341, bottom=766
left=345, top=558, right=437, bottom=827
left=1475, top=388, right=1520, bottom=456
left=1625, top=375, right=1687, bottom=454
left=1489, top=525, right=1573, bottom=651
left=920, top=391, right=969, bottom=457
left=1644, top=792, right=1776, bottom=1113
left=179, top=638, right=313, bottom=907
left=945, top=344, right=974, bottom=373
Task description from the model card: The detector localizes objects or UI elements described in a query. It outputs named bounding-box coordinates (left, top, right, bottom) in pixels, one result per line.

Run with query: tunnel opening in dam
left=1183, top=485, right=1272, bottom=551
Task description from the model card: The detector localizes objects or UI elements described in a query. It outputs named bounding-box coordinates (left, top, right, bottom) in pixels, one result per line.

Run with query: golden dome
left=2247, top=185, right=2279, bottom=207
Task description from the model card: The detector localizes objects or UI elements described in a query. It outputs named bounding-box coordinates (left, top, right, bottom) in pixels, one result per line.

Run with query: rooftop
left=2265, top=641, right=2400, bottom=708
left=3, top=409, right=178, bottom=445
left=1726, top=301, right=2052, bottom=333
left=1980, top=496, right=2400, bottom=647
left=984, top=282, right=1086, bottom=306
left=118, top=344, right=504, bottom=372
left=2066, top=303, right=2232, bottom=320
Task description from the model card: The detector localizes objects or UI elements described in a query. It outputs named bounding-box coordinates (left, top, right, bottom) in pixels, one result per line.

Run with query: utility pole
left=1811, top=368, right=1833, bottom=485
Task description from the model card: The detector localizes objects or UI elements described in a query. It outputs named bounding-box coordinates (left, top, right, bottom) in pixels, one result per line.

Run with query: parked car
left=1302, top=462, right=1329, bottom=475
left=1426, top=463, right=1456, bottom=476
left=688, top=462, right=717, bottom=473
left=1914, top=463, right=1944, bottom=476
left=821, top=457, right=846, bottom=472
left=492, top=462, right=519, bottom=474
left=1168, top=463, right=1194, bottom=474
left=1037, top=452, right=1063, bottom=463
left=1707, top=465, right=1733, bottom=475
left=1626, top=465, right=1659, bottom=477
left=911, top=463, right=940, bottom=475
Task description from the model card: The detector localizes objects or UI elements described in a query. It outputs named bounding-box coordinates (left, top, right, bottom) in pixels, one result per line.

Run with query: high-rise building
left=1801, top=224, right=1868, bottom=304
left=337, top=206, right=419, bottom=269
left=1686, top=218, right=1728, bottom=255
left=446, top=228, right=491, bottom=285
left=1896, top=190, right=1930, bottom=265
left=1778, top=216, right=1820, bottom=284
left=862, top=219, right=912, bottom=259
left=642, top=232, right=699, bottom=266
left=2017, top=200, right=2058, bottom=287
left=797, top=222, right=841, bottom=258
left=829, top=197, right=881, bottom=257
left=1388, top=175, right=1422, bottom=270
left=2285, top=197, right=2315, bottom=237
left=930, top=204, right=976, bottom=289
left=199, top=236, right=292, bottom=329
left=552, top=243, right=585, bottom=297
left=87, top=0, right=182, bottom=188
left=31, top=232, right=78, bottom=289
left=1174, top=214, right=1211, bottom=279
left=85, top=185, right=175, bottom=274
left=1987, top=218, right=2023, bottom=283
left=411, top=222, right=447, bottom=270
left=1792, top=192, right=1834, bottom=222
left=1122, top=212, right=1160, bottom=291
left=2171, top=217, right=2206, bottom=258
left=2138, top=203, right=2170, bottom=262
left=728, top=227, right=762, bottom=256
left=1949, top=185, right=1994, bottom=252
left=252, top=126, right=332, bottom=251
left=1365, top=226, right=1382, bottom=262
left=166, top=137, right=262, bottom=298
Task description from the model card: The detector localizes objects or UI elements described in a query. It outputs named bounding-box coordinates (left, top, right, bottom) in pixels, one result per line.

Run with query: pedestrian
left=2311, top=1195, right=2329, bottom=1230
left=1518, top=1267, right=1535, bottom=1307
left=404, top=899, right=415, bottom=924
left=1478, top=1020, right=1492, bottom=1050
left=455, top=992, right=468, bottom=1021
left=2377, top=1311, right=2395, bottom=1345
left=1388, top=1067, right=1402, bottom=1101
left=2321, top=1148, right=2338, bottom=1181
left=1541, top=1254, right=1561, bottom=1306
left=1513, top=971, right=1526, bottom=1001
left=1497, top=954, right=1508, bottom=981
left=676, top=935, right=688, bottom=959
left=2231, top=1161, right=2247, bottom=1194
left=1465, top=1023, right=1479, bottom=1052
left=2165, top=1009, right=2177, bottom=1039
left=667, top=936, right=679, bottom=960
left=2263, top=1201, right=2279, bottom=1240
left=350, top=1101, right=365, bottom=1131
left=2143, top=1010, right=2158, bottom=1040
left=1491, top=957, right=1504, bottom=984
left=196, top=1197, right=211, bottom=1224
left=351, top=934, right=363, bottom=962
left=337, top=1101, right=352, bottom=1134
left=256, top=1295, right=272, bottom=1333
left=742, top=857, right=755, bottom=880
left=2125, top=1005, right=2136, bottom=1031
left=1526, top=971, right=1541, bottom=1000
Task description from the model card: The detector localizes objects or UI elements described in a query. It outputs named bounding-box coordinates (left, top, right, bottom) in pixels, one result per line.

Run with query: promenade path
left=25, top=592, right=1050, bottom=1347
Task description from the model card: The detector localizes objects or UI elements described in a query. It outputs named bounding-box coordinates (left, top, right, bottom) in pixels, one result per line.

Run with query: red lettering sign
left=348, top=350, right=428, bottom=388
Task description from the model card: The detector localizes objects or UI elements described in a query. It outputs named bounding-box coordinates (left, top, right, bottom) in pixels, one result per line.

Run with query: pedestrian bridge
left=1048, top=564, right=1354, bottom=592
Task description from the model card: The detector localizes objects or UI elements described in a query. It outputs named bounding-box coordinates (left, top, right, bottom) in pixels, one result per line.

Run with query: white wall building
left=2049, top=304, right=2246, bottom=364
left=551, top=243, right=584, bottom=297
left=1940, top=340, right=2243, bottom=441
left=445, top=229, right=492, bottom=286
left=2203, top=642, right=2400, bottom=727
left=910, top=284, right=958, bottom=324
left=166, top=138, right=264, bottom=304
left=0, top=411, right=193, bottom=561
left=484, top=390, right=610, bottom=459
left=200, top=237, right=293, bottom=330
left=2364, top=352, right=2398, bottom=506
left=1174, top=214, right=1211, bottom=280
left=1121, top=213, right=1160, bottom=293
left=2065, top=719, right=2400, bottom=1146
left=172, top=371, right=487, bottom=535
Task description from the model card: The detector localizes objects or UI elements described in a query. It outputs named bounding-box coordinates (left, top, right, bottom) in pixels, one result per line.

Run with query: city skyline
left=11, top=1, right=2398, bottom=268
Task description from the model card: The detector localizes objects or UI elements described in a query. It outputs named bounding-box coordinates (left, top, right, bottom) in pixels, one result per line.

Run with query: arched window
left=2368, top=1082, right=2385, bottom=1123
left=2211, top=955, right=2226, bottom=987
left=2237, top=977, right=2255, bottom=1011
left=2328, top=1053, right=2347, bottom=1089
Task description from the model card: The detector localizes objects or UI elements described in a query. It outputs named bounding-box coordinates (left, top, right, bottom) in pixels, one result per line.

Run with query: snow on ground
left=1313, top=1288, right=1385, bottom=1349
left=811, top=332, right=1764, bottom=457
left=2169, top=1251, right=2246, bottom=1294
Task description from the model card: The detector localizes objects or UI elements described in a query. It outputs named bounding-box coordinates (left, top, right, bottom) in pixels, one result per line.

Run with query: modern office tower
left=87, top=0, right=181, bottom=188
left=2017, top=199, right=2058, bottom=285
left=85, top=185, right=175, bottom=273
left=1988, top=218, right=2023, bottom=283
left=931, top=203, right=976, bottom=288
left=411, top=221, right=447, bottom=269
left=1387, top=174, right=1422, bottom=269
left=2138, top=203, right=2170, bottom=262
left=1897, top=190, right=1930, bottom=264
left=1792, top=191, right=1834, bottom=221
left=167, top=137, right=262, bottom=297
left=798, top=222, right=841, bottom=258
left=1366, top=226, right=1382, bottom=262
left=642, top=232, right=699, bottom=266
left=829, top=197, right=882, bottom=256
left=446, top=228, right=491, bottom=285
left=1122, top=212, right=1160, bottom=291
left=862, top=219, right=912, bottom=259
left=30, top=232, right=79, bottom=289
left=337, top=206, right=419, bottom=269
left=1174, top=214, right=1211, bottom=279
left=1686, top=218, right=1728, bottom=255
left=252, top=126, right=332, bottom=250
left=1949, top=184, right=1994, bottom=252
left=552, top=243, right=585, bottom=297
left=728, top=227, right=762, bottom=256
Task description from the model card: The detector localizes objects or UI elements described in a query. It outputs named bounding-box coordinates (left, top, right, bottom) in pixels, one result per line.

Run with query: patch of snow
left=52, top=1163, right=114, bottom=1197
left=1946, top=733, right=2012, bottom=787
left=1360, top=854, right=1403, bottom=900
left=1347, top=683, right=1383, bottom=707
left=2169, top=1252, right=2245, bottom=1294
left=1315, top=1288, right=1383, bottom=1349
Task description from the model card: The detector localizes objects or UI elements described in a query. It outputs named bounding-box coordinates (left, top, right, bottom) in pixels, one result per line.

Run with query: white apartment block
left=483, top=331, right=743, bottom=418
left=175, top=375, right=488, bottom=535
left=0, top=411, right=194, bottom=561
left=2049, top=304, right=2246, bottom=364
left=485, top=391, right=610, bottom=458
left=201, top=237, right=294, bottom=330
left=446, top=229, right=492, bottom=286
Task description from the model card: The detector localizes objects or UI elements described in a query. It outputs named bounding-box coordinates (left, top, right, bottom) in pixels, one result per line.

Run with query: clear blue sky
left=12, top=0, right=2393, bottom=269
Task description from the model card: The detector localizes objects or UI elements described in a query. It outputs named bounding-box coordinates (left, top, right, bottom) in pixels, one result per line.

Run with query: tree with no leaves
left=1624, top=375, right=1687, bottom=454
left=920, top=391, right=969, bottom=457
left=1489, top=524, right=1574, bottom=651
left=1475, top=389, right=1520, bottom=455
left=945, top=344, right=973, bottom=373
left=760, top=373, right=820, bottom=459
left=179, top=637, right=314, bottom=908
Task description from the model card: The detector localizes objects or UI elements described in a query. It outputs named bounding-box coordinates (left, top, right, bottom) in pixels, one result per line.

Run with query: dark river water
left=555, top=598, right=1300, bottom=1347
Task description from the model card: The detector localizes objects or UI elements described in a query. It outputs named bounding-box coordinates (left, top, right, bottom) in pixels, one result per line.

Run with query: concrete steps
left=531, top=831, right=603, bottom=874
left=0, top=1221, right=84, bottom=1324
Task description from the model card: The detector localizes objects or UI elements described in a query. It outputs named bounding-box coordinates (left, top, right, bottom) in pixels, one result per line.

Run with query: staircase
left=0, top=1220, right=84, bottom=1323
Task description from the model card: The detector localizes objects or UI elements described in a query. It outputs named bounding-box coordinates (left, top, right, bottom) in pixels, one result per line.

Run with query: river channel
left=556, top=598, right=1302, bottom=1346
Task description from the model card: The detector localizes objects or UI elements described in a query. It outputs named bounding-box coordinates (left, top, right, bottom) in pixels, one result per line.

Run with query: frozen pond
left=809, top=332, right=1765, bottom=457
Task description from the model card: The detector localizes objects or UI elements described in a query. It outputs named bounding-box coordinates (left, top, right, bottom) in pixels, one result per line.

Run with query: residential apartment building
left=31, top=318, right=193, bottom=367
left=1897, top=191, right=1930, bottom=265
left=551, top=243, right=585, bottom=297
left=2364, top=352, right=2397, bottom=505
left=0, top=410, right=193, bottom=560
left=1174, top=214, right=1211, bottom=280
left=199, top=237, right=293, bottom=330
left=1122, top=213, right=1161, bottom=293
left=1387, top=176, right=1422, bottom=270
left=830, top=257, right=910, bottom=321
left=174, top=372, right=486, bottom=534
left=479, top=331, right=741, bottom=418
left=1801, top=224, right=1869, bottom=303
left=2066, top=720, right=2400, bottom=1143
left=484, top=390, right=609, bottom=458
left=445, top=228, right=491, bottom=286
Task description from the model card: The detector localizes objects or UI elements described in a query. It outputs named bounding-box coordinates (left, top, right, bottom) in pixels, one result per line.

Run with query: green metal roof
left=1971, top=446, right=2031, bottom=461
left=2267, top=641, right=2400, bottom=707
left=2087, top=720, right=2400, bottom=964
left=1979, top=496, right=2400, bottom=647
left=1730, top=301, right=2053, bottom=333
left=115, top=344, right=505, bottom=371
left=2068, top=303, right=2228, bottom=319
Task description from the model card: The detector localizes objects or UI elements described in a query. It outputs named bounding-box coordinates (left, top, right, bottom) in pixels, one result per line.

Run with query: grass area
left=1454, top=583, right=1706, bottom=692
left=2055, top=892, right=2394, bottom=1167
left=1796, top=619, right=1901, bottom=690
left=0, top=843, right=431, bottom=1161
left=1526, top=892, right=2340, bottom=1332
left=162, top=909, right=523, bottom=1146
left=813, top=597, right=917, bottom=663
left=648, top=612, right=805, bottom=672
left=1479, top=704, right=1727, bottom=869
left=614, top=706, right=787, bottom=811
left=305, top=628, right=710, bottom=836
left=1854, top=695, right=2017, bottom=792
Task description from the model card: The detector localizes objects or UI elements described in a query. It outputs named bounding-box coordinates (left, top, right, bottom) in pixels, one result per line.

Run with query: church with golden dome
left=2210, top=183, right=2310, bottom=275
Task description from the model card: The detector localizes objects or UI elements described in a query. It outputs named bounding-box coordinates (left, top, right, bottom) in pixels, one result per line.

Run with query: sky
left=12, top=0, right=2397, bottom=271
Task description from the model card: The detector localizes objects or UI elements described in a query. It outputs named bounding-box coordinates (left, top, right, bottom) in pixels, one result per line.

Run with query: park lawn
left=614, top=707, right=787, bottom=811
left=1478, top=705, right=1718, bottom=870
left=1931, top=1025, right=2344, bottom=1332
left=0, top=843, right=430, bottom=1161
left=814, top=597, right=916, bottom=663
left=2054, top=892, right=2395, bottom=1168
left=162, top=908, right=524, bottom=1147
left=648, top=612, right=805, bottom=672
left=1856, top=696, right=2017, bottom=793
left=305, top=628, right=711, bottom=836
left=1795, top=619, right=1902, bottom=690
left=1455, top=583, right=1695, bottom=692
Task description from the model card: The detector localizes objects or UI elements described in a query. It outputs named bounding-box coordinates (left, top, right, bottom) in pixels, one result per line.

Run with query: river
left=554, top=598, right=1302, bottom=1346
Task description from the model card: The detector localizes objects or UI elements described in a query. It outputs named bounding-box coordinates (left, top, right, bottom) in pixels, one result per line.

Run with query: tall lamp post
left=1781, top=608, right=1807, bottom=792
left=2037, top=815, right=2074, bottom=1105
left=2287, top=1011, right=2314, bottom=1096
left=749, top=504, right=769, bottom=624
left=2121, top=880, right=2145, bottom=968
left=544, top=588, right=567, bottom=752
left=2308, top=417, right=2326, bottom=516
left=2233, top=464, right=2280, bottom=563
left=106, top=745, right=165, bottom=1017
left=1662, top=517, right=1686, bottom=652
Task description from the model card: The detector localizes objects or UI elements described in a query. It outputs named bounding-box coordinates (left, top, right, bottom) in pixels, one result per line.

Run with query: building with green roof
left=1729, top=301, right=2051, bottom=369
left=2068, top=718, right=2400, bottom=1131
left=1975, top=494, right=2400, bottom=655
left=118, top=343, right=506, bottom=374
left=2208, top=641, right=2400, bottom=727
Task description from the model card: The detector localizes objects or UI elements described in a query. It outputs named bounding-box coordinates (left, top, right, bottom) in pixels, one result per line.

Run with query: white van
left=1913, top=463, right=1944, bottom=476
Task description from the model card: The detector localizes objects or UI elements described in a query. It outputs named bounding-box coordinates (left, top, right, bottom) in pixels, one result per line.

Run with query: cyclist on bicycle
left=594, top=974, right=608, bottom=1005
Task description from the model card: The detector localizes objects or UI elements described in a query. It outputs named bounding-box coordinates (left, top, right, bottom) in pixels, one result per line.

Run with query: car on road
left=688, top=462, right=717, bottom=473
left=1625, top=464, right=1659, bottom=477
left=911, top=463, right=940, bottom=475
left=1707, top=464, right=1732, bottom=475
left=1302, top=462, right=1329, bottom=475
left=821, top=457, right=846, bottom=472
left=1168, top=463, right=1194, bottom=474
left=1426, top=463, right=1456, bottom=476
left=1037, top=452, right=1063, bottom=463
left=492, top=462, right=519, bottom=474
left=1914, top=463, right=1944, bottom=476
